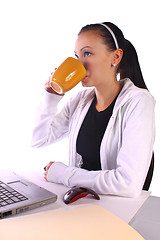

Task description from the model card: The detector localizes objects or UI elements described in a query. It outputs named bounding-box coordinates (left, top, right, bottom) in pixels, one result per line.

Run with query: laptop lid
left=0, top=170, right=57, bottom=219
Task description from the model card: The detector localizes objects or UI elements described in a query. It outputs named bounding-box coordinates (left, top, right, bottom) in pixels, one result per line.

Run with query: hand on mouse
left=44, top=161, right=54, bottom=180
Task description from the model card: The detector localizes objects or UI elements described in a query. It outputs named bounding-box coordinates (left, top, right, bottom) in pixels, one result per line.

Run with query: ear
left=112, top=49, right=123, bottom=66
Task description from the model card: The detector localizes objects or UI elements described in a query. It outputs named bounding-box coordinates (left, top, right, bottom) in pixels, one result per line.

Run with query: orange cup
left=50, top=57, right=86, bottom=94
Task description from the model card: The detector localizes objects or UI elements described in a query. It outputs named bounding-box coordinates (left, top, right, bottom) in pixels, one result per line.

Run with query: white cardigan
left=32, top=79, right=155, bottom=197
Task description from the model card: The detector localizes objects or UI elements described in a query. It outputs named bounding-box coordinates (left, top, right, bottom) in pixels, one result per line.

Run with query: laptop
left=0, top=170, right=57, bottom=219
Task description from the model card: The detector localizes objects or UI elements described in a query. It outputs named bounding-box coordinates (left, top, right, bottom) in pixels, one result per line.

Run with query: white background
left=0, top=0, right=159, bottom=196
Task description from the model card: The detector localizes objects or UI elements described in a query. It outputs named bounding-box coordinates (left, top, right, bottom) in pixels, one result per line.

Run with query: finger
left=46, top=161, right=54, bottom=170
left=45, top=80, right=51, bottom=88
left=44, top=171, right=48, bottom=179
left=45, top=165, right=50, bottom=171
left=44, top=164, right=49, bottom=172
left=44, top=161, right=54, bottom=171
left=44, top=174, right=47, bottom=180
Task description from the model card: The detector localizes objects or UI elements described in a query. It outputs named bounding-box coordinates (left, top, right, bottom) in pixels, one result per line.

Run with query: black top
left=76, top=94, right=118, bottom=171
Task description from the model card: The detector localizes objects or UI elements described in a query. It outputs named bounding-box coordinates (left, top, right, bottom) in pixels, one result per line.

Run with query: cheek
left=83, top=60, right=97, bottom=72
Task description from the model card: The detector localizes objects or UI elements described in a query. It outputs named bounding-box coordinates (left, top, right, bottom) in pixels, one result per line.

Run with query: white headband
left=97, top=23, right=119, bottom=49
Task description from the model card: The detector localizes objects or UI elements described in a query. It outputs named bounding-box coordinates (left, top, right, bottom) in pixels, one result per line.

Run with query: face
left=74, top=31, right=116, bottom=88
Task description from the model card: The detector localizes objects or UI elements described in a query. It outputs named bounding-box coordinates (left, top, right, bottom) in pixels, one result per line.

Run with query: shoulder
left=117, top=78, right=155, bottom=110
left=115, top=79, right=155, bottom=121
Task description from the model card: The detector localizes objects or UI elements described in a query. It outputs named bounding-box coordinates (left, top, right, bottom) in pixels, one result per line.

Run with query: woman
left=32, top=22, right=155, bottom=197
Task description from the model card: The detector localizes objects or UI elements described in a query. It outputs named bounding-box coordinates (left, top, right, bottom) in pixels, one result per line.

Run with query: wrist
left=47, top=162, right=68, bottom=183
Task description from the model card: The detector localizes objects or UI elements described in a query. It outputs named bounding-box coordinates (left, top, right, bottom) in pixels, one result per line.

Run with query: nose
left=77, top=57, right=87, bottom=71
left=77, top=56, right=83, bottom=64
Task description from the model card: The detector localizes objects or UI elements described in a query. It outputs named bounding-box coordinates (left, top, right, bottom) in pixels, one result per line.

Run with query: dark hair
left=78, top=22, right=148, bottom=90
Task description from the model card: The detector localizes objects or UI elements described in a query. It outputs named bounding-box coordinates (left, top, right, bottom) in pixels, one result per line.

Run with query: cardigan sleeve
left=46, top=92, right=155, bottom=198
left=31, top=91, right=69, bottom=148
left=31, top=89, right=88, bottom=148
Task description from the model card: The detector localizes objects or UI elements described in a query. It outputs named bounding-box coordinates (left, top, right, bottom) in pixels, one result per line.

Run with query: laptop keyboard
left=0, top=181, right=28, bottom=207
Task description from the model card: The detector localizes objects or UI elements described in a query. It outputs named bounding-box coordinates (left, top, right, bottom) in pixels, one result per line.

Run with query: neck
left=95, top=79, right=121, bottom=112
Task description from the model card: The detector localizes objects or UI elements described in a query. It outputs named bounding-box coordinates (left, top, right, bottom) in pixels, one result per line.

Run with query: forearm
left=46, top=162, right=142, bottom=197
left=31, top=91, right=65, bottom=147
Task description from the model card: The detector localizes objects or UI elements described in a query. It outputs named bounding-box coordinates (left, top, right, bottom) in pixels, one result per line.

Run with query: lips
left=82, top=74, right=88, bottom=81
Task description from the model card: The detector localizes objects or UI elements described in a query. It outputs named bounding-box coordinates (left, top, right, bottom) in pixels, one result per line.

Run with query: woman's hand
left=44, top=161, right=54, bottom=180
left=44, top=69, right=64, bottom=95
left=44, top=72, right=57, bottom=94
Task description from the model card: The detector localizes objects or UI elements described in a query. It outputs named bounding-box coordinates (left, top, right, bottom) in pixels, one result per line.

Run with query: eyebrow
left=80, top=46, right=94, bottom=51
left=74, top=46, right=94, bottom=55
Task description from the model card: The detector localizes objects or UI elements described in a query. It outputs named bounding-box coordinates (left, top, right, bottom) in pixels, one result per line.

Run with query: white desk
left=14, top=170, right=150, bottom=223
left=1, top=170, right=159, bottom=239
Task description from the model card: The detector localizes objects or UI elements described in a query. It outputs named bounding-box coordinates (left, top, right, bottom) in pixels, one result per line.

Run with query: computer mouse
left=63, top=187, right=100, bottom=204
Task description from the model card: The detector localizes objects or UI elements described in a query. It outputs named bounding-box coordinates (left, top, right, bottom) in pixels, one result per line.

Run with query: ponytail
left=118, top=39, right=148, bottom=90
